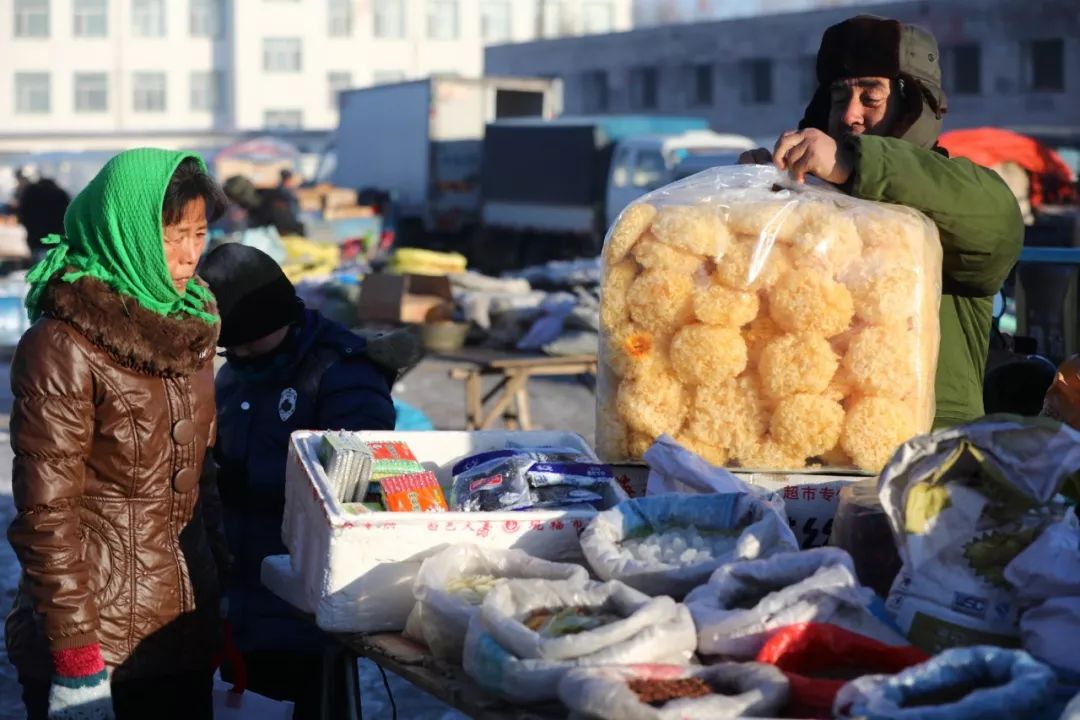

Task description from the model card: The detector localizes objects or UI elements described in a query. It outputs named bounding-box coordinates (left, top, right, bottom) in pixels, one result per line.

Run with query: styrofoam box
left=282, top=430, right=628, bottom=633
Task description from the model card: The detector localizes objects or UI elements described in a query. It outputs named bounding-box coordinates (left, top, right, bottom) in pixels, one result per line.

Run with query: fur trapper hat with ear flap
left=799, top=15, right=948, bottom=151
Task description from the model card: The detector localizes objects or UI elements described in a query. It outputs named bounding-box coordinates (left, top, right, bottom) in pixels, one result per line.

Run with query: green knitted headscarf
left=25, top=148, right=219, bottom=324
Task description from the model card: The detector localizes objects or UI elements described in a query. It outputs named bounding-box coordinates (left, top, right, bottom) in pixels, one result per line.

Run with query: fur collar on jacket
left=37, top=273, right=219, bottom=377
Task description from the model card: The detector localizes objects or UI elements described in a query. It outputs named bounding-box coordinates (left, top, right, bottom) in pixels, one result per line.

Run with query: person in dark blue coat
left=200, top=244, right=411, bottom=718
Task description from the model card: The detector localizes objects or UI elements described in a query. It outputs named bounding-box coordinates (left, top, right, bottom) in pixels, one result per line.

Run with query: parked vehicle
left=480, top=117, right=742, bottom=266
left=605, top=131, right=756, bottom=227
left=331, top=76, right=562, bottom=246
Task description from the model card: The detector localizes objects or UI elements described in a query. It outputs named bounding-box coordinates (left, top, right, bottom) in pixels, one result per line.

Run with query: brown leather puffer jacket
left=6, top=273, right=225, bottom=683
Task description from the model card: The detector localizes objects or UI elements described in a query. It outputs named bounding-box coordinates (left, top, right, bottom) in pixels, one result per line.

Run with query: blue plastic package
left=834, top=646, right=1059, bottom=720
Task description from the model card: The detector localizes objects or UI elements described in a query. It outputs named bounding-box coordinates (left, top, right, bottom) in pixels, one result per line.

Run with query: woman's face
left=163, top=196, right=208, bottom=294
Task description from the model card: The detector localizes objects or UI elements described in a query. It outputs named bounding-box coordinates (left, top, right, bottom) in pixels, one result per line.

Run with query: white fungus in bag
left=596, top=166, right=942, bottom=473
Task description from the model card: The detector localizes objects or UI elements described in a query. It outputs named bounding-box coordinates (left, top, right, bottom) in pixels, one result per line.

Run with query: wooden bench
left=438, top=349, right=598, bottom=431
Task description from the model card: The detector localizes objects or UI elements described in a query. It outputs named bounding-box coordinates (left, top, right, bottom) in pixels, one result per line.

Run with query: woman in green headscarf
left=7, top=149, right=229, bottom=720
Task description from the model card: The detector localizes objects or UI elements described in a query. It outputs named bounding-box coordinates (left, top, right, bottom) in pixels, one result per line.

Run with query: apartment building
left=0, top=0, right=633, bottom=150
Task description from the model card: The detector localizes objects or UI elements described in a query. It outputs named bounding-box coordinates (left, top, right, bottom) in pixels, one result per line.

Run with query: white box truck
left=331, top=76, right=562, bottom=243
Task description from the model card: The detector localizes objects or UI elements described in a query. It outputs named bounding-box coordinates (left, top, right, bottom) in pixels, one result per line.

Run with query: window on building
left=190, top=0, right=221, bottom=38
left=265, top=109, right=303, bottom=129
left=75, top=72, right=108, bottom=112
left=328, top=71, right=351, bottom=109
left=582, top=1, right=613, bottom=34
left=691, top=63, right=713, bottom=106
left=263, top=37, right=302, bottom=72
left=132, top=0, right=165, bottom=37
left=480, top=1, right=510, bottom=43
left=74, top=0, right=107, bottom=37
left=740, top=59, right=773, bottom=104
left=373, top=70, right=406, bottom=85
left=374, top=0, right=404, bottom=38
left=427, top=0, right=458, bottom=40
left=191, top=70, right=221, bottom=111
left=14, top=0, right=49, bottom=37
left=950, top=44, right=981, bottom=95
left=630, top=66, right=658, bottom=110
left=542, top=1, right=562, bottom=38
left=133, top=71, right=166, bottom=112
left=582, top=69, right=609, bottom=112
left=15, top=72, right=49, bottom=113
left=1026, top=38, right=1064, bottom=92
left=328, top=0, right=352, bottom=37
left=633, top=149, right=665, bottom=189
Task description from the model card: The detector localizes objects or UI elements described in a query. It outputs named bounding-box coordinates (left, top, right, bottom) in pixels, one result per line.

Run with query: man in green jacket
left=740, top=16, right=1023, bottom=427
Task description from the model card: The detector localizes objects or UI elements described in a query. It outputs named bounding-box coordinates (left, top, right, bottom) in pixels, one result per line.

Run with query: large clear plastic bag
left=410, top=544, right=589, bottom=662
left=579, top=493, right=798, bottom=599
left=596, top=165, right=942, bottom=473
left=556, top=662, right=789, bottom=720
left=685, top=549, right=907, bottom=659
left=461, top=578, right=696, bottom=703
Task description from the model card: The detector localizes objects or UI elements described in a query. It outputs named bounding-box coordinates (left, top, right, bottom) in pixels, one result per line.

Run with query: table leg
left=321, top=645, right=363, bottom=720
left=514, top=386, right=532, bottom=431
left=465, top=372, right=481, bottom=431
left=480, top=372, right=529, bottom=430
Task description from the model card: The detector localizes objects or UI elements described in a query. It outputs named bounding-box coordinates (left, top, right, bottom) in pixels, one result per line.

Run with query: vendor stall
left=246, top=166, right=1080, bottom=720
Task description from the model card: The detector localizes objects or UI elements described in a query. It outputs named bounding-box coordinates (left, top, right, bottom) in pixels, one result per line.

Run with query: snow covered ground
left=0, top=357, right=595, bottom=718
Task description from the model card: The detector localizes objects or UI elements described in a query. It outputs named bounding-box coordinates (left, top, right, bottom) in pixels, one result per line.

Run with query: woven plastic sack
left=756, top=622, right=929, bottom=719
left=833, top=646, right=1058, bottom=720
left=411, top=544, right=588, bottom=661
left=1002, top=508, right=1080, bottom=678
left=595, top=164, right=942, bottom=473
left=462, top=579, right=696, bottom=703
left=686, top=549, right=907, bottom=658
left=879, top=417, right=1080, bottom=653
left=580, top=493, right=798, bottom=598
left=556, top=662, right=789, bottom=720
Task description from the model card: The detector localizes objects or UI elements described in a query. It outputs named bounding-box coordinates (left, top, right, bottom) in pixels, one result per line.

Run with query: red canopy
left=939, top=127, right=1076, bottom=209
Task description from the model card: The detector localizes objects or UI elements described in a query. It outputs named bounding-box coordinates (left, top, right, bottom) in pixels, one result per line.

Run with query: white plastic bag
left=643, top=434, right=779, bottom=502
left=580, top=493, right=798, bottom=598
left=880, top=418, right=1080, bottom=653
left=412, top=544, right=589, bottom=661
left=686, top=549, right=907, bottom=658
left=1003, top=508, right=1080, bottom=677
left=212, top=673, right=294, bottom=720
left=595, top=164, right=942, bottom=473
left=557, top=662, right=789, bottom=720
left=462, top=579, right=696, bottom=703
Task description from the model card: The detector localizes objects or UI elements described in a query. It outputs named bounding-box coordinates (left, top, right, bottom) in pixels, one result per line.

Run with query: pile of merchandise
left=385, top=419, right=1080, bottom=719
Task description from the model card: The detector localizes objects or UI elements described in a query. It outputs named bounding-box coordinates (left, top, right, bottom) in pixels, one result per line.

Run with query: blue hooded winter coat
left=214, top=309, right=396, bottom=652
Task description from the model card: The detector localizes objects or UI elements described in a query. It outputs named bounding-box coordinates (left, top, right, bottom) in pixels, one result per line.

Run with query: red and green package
left=367, top=441, right=424, bottom=480
left=380, top=471, right=449, bottom=513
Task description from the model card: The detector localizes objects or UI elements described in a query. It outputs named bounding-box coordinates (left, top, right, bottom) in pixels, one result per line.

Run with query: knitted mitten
left=48, top=644, right=114, bottom=720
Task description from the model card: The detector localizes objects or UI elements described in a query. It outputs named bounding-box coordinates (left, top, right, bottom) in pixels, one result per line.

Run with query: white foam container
left=281, top=430, right=626, bottom=633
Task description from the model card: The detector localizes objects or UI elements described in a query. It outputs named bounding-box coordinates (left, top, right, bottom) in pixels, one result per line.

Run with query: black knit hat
left=199, top=243, right=303, bottom=347
left=799, top=15, right=948, bottom=150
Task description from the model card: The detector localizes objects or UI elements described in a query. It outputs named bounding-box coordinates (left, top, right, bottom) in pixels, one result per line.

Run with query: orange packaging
left=1043, top=355, right=1080, bottom=430
left=380, top=471, right=449, bottom=513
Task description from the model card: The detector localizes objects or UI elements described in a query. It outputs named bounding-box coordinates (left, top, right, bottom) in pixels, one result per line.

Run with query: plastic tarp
left=939, top=128, right=1077, bottom=209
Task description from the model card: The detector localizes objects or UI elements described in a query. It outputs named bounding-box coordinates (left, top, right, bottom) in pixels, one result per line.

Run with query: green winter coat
left=846, top=134, right=1024, bottom=428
